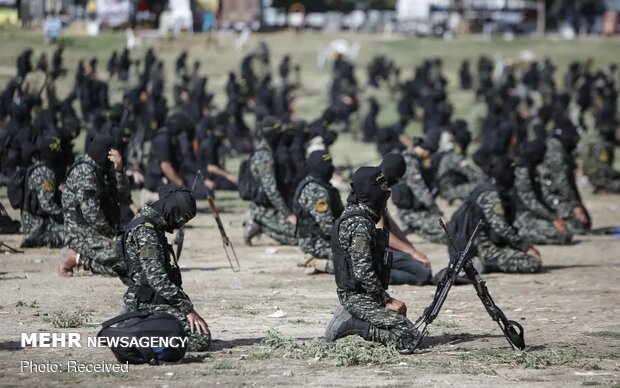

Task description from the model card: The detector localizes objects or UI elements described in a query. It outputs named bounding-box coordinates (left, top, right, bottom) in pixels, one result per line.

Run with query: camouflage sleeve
left=77, top=165, right=114, bottom=236
left=300, top=183, right=334, bottom=236
left=404, top=153, right=439, bottom=213
left=477, top=190, right=530, bottom=251
left=342, top=219, right=391, bottom=304
left=543, top=140, right=581, bottom=207
left=514, top=167, right=556, bottom=221
left=137, top=226, right=194, bottom=315
left=255, top=149, right=290, bottom=216
left=31, top=167, right=62, bottom=216
left=456, top=156, right=484, bottom=182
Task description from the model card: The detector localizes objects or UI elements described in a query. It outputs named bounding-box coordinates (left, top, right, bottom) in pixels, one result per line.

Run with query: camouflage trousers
left=439, top=182, right=478, bottom=204
left=132, top=303, right=211, bottom=352
left=398, top=209, right=447, bottom=244
left=475, top=237, right=542, bottom=274
left=250, top=204, right=298, bottom=245
left=514, top=211, right=572, bottom=245
left=298, top=236, right=331, bottom=260
left=589, top=174, right=620, bottom=194
left=552, top=203, right=591, bottom=235
left=64, top=222, right=121, bottom=276
left=338, top=291, right=419, bottom=351
left=20, top=211, right=64, bottom=248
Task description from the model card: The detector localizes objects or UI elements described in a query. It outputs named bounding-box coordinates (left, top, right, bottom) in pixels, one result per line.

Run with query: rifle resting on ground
left=411, top=219, right=526, bottom=351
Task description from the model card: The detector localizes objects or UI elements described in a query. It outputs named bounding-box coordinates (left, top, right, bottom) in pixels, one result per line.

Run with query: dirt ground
left=0, top=188, right=618, bottom=387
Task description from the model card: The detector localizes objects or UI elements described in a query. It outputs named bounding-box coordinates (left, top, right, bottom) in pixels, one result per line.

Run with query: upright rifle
left=412, top=219, right=526, bottom=351
left=174, top=170, right=240, bottom=271
left=173, top=172, right=201, bottom=261
left=206, top=189, right=241, bottom=272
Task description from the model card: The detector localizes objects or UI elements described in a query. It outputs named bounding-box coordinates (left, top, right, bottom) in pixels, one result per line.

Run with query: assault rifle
left=173, top=170, right=240, bottom=271
left=206, top=191, right=241, bottom=272
left=412, top=219, right=526, bottom=351
left=174, top=172, right=202, bottom=261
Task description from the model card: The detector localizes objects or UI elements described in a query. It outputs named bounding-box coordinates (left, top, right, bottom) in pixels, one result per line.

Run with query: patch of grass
left=589, top=331, right=620, bottom=339
left=47, top=307, right=92, bottom=328
left=15, top=300, right=38, bottom=308
left=197, top=360, right=242, bottom=376
left=291, top=318, right=312, bottom=325
left=455, top=346, right=603, bottom=370
left=262, top=329, right=400, bottom=367
left=226, top=303, right=258, bottom=315
left=246, top=351, right=274, bottom=361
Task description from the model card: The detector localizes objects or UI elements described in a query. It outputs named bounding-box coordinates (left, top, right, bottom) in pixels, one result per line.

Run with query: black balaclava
left=489, top=155, right=515, bottom=191
left=151, top=188, right=197, bottom=233
left=450, top=119, right=472, bottom=155
left=517, top=139, right=547, bottom=169
left=166, top=112, right=192, bottom=136
left=414, top=129, right=441, bottom=153
left=379, top=153, right=406, bottom=187
left=87, top=134, right=114, bottom=168
left=348, top=166, right=390, bottom=214
left=37, top=134, right=62, bottom=164
left=260, top=116, right=282, bottom=147
left=307, top=150, right=334, bottom=183
left=553, top=118, right=580, bottom=153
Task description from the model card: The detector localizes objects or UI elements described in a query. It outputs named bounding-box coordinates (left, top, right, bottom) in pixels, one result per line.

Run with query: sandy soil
left=0, top=191, right=618, bottom=388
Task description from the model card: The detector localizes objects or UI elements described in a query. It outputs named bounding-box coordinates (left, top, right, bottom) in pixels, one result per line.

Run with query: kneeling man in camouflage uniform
left=325, top=167, right=419, bottom=354
left=293, top=150, right=344, bottom=274
left=122, top=188, right=211, bottom=352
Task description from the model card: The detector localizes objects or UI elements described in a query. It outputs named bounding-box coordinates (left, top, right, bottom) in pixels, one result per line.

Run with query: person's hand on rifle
left=287, top=214, right=297, bottom=225
left=385, top=298, right=407, bottom=316
left=187, top=309, right=209, bottom=334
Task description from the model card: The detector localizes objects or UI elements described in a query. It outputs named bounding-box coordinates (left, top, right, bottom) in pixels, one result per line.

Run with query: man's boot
left=396, top=329, right=422, bottom=355
left=59, top=248, right=81, bottom=276
left=325, top=306, right=371, bottom=342
left=243, top=217, right=261, bottom=246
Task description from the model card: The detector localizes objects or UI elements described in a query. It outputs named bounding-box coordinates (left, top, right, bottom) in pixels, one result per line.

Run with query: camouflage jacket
left=25, top=162, right=63, bottom=218
left=583, top=133, right=620, bottom=187
left=337, top=203, right=391, bottom=304
left=62, top=154, right=130, bottom=238
left=538, top=138, right=581, bottom=210
left=294, top=175, right=343, bottom=238
left=514, top=166, right=556, bottom=221
left=476, top=188, right=530, bottom=251
left=402, top=149, right=440, bottom=214
left=435, top=150, right=483, bottom=191
left=250, top=138, right=290, bottom=216
left=123, top=205, right=193, bottom=314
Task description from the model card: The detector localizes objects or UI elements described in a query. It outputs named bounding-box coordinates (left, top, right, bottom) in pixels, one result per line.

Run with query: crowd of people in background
left=0, top=39, right=618, bottom=353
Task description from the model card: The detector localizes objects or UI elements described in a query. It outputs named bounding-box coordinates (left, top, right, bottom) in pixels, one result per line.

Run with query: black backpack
left=0, top=202, right=20, bottom=234
left=446, top=184, right=490, bottom=259
left=237, top=158, right=271, bottom=207
left=7, top=167, right=29, bottom=210
left=97, top=311, right=187, bottom=365
left=7, top=164, right=44, bottom=213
